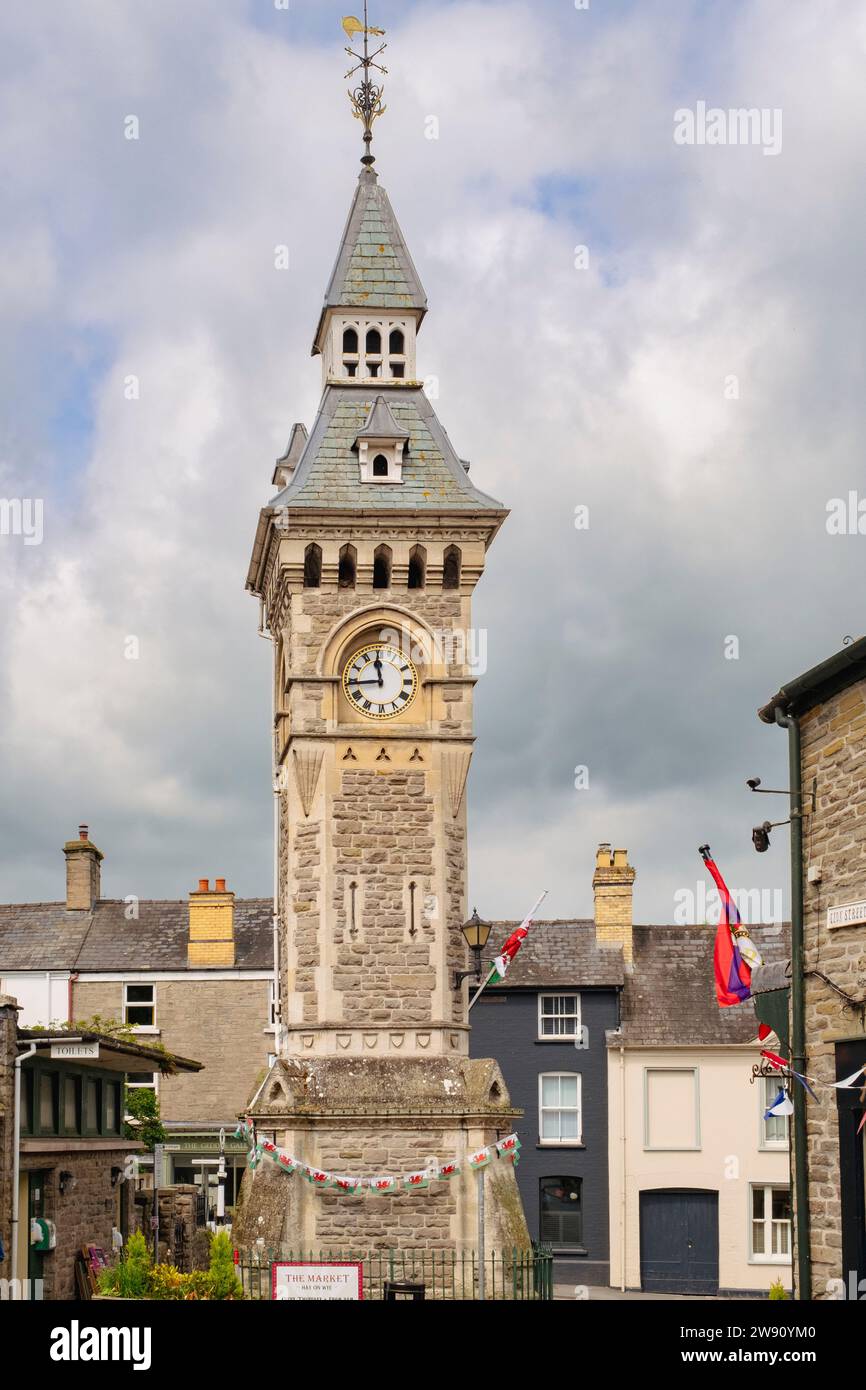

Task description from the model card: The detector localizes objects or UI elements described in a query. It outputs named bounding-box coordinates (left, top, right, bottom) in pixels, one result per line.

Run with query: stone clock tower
left=235, top=27, right=528, bottom=1258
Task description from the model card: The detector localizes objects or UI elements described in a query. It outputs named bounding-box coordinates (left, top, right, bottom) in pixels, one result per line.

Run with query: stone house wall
left=798, top=672, right=866, bottom=1296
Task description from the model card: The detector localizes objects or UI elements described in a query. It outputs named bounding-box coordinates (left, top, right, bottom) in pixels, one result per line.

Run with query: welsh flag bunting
left=403, top=1172, right=429, bottom=1192
left=333, top=1176, right=364, bottom=1195
left=468, top=1148, right=491, bottom=1170
left=438, top=1161, right=460, bottom=1179
left=371, top=1176, right=398, bottom=1194
left=495, top=1134, right=522, bottom=1165
left=277, top=1153, right=297, bottom=1173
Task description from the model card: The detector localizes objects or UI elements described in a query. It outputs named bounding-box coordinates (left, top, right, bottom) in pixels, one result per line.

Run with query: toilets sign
left=272, top=1262, right=363, bottom=1301
left=50, top=1041, right=100, bottom=1060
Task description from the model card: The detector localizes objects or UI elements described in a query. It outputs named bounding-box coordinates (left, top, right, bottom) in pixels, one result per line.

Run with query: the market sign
left=272, top=1262, right=363, bottom=1301
left=50, top=1041, right=100, bottom=1059
left=827, top=900, right=866, bottom=930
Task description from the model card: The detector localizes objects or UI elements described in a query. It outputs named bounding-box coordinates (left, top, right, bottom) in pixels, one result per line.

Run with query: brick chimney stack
left=63, top=825, right=104, bottom=911
left=188, top=878, right=235, bottom=967
left=592, top=843, right=636, bottom=963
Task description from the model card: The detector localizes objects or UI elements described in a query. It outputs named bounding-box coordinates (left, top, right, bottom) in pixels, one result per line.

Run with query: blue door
left=639, top=1190, right=719, bottom=1294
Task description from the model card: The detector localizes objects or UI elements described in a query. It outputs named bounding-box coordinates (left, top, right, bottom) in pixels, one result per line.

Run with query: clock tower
left=236, top=19, right=528, bottom=1257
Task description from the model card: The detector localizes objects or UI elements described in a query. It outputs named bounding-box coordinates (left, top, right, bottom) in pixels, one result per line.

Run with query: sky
left=0, top=0, right=863, bottom=923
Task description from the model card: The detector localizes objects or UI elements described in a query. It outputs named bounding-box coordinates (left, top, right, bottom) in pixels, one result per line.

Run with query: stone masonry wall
left=798, top=673, right=866, bottom=1296
left=332, top=769, right=436, bottom=1026
left=74, top=979, right=272, bottom=1122
left=19, top=1147, right=133, bottom=1300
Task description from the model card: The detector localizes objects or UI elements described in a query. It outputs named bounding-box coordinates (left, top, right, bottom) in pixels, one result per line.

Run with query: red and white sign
left=272, top=1261, right=363, bottom=1301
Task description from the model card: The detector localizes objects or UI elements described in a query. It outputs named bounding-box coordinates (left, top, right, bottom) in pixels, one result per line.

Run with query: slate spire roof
left=313, top=167, right=427, bottom=352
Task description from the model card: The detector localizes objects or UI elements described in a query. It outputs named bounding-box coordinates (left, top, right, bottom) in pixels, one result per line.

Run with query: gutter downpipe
left=619, top=1040, right=626, bottom=1293
left=259, top=597, right=283, bottom=1059
left=774, top=705, right=811, bottom=1301
left=11, top=1043, right=37, bottom=1287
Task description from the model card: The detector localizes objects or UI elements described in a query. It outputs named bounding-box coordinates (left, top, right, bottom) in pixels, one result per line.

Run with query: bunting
left=241, top=1134, right=521, bottom=1190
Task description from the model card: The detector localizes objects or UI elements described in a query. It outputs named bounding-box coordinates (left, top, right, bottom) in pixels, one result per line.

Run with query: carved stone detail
left=293, top=745, right=325, bottom=817
left=444, top=748, right=472, bottom=817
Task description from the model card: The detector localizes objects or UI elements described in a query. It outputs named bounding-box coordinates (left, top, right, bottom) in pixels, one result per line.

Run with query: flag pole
left=467, top=890, right=548, bottom=1013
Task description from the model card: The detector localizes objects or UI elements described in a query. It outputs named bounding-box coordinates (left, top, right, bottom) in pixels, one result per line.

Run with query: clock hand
left=354, top=678, right=388, bottom=686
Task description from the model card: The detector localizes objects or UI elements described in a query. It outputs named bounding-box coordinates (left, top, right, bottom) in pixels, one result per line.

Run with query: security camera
left=752, top=822, right=772, bottom=853
left=747, top=777, right=762, bottom=791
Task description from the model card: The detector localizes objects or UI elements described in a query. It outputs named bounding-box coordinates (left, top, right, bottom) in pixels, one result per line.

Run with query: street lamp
left=453, top=909, right=491, bottom=990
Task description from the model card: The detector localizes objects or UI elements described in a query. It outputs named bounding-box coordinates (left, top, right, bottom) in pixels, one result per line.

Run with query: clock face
left=342, top=643, right=418, bottom=720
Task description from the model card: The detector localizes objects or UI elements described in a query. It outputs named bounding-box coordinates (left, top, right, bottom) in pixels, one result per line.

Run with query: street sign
left=272, top=1262, right=363, bottom=1301
left=828, top=900, right=866, bottom=929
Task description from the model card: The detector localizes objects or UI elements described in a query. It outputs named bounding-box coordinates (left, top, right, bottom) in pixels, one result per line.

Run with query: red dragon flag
left=699, top=845, right=763, bottom=1008
left=467, top=890, right=548, bottom=1011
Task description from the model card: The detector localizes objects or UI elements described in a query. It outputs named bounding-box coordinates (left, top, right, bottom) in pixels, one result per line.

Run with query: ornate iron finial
left=343, top=4, right=388, bottom=168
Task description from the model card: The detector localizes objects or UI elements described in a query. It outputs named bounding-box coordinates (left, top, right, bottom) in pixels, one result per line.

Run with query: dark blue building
left=469, top=921, right=623, bottom=1286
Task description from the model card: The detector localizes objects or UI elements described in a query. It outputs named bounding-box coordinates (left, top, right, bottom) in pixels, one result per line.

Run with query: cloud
left=0, top=0, right=862, bottom=920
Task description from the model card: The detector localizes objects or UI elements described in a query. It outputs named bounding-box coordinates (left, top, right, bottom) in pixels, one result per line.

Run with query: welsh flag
left=489, top=892, right=548, bottom=984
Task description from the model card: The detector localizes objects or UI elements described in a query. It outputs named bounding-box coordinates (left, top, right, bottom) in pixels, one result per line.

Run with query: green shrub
left=98, top=1228, right=243, bottom=1300
left=97, top=1229, right=152, bottom=1299
left=769, top=1278, right=788, bottom=1301
left=208, top=1230, right=244, bottom=1300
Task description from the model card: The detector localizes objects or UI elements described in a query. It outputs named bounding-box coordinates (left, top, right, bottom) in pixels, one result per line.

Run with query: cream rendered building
left=600, top=850, right=793, bottom=1296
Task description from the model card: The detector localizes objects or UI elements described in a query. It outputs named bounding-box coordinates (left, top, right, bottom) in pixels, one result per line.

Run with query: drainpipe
left=619, top=1041, right=626, bottom=1294
left=773, top=706, right=811, bottom=1301
left=11, top=1043, right=37, bottom=1286
left=258, top=597, right=282, bottom=1057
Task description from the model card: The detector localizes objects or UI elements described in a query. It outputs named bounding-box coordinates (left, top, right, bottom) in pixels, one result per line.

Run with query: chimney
left=188, top=878, right=235, bottom=967
left=592, top=843, right=636, bottom=963
left=63, top=825, right=104, bottom=911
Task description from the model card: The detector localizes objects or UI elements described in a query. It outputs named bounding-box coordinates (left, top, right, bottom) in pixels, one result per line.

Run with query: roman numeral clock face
left=342, top=644, right=418, bottom=720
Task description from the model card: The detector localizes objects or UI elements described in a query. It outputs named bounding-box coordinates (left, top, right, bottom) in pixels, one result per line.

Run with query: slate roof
left=270, top=385, right=505, bottom=513
left=315, top=169, right=427, bottom=349
left=615, top=923, right=791, bottom=1047
left=485, top=921, right=625, bottom=989
left=0, top=899, right=274, bottom=972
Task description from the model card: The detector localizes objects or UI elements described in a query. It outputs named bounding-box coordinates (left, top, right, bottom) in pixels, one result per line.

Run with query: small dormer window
left=389, top=329, right=404, bottom=354
left=355, top=394, right=410, bottom=485
left=343, top=328, right=359, bottom=353
left=366, top=329, right=382, bottom=354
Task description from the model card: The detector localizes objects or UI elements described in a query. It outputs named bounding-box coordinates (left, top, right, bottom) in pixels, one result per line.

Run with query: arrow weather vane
left=343, top=3, right=388, bottom=167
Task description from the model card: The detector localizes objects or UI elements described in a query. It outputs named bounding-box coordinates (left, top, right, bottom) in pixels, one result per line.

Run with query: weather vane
left=343, top=4, right=388, bottom=167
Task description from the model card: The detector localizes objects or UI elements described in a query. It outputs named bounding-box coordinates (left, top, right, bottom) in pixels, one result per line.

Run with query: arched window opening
left=365, top=328, right=382, bottom=355
left=338, top=544, right=356, bottom=589
left=373, top=544, right=392, bottom=589
left=442, top=545, right=461, bottom=590
left=303, top=543, right=322, bottom=588
left=342, top=327, right=359, bottom=354
left=408, top=544, right=426, bottom=590
left=372, top=454, right=389, bottom=477
left=389, top=329, right=405, bottom=355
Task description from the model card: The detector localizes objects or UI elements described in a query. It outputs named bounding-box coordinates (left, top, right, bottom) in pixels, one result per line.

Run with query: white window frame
left=759, top=1075, right=790, bottom=1150
left=537, top=993, right=581, bottom=1041
left=538, top=1072, right=582, bottom=1146
left=123, top=982, right=158, bottom=1033
left=748, top=1183, right=792, bottom=1265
